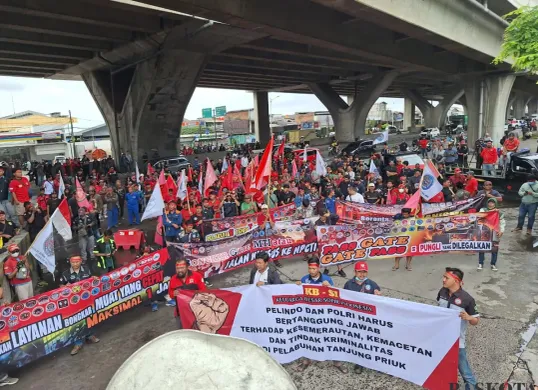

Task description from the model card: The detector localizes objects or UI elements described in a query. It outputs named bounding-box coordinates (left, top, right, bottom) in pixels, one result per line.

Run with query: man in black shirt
left=278, top=184, right=296, bottom=205
left=385, top=161, right=398, bottom=184
left=364, top=183, right=381, bottom=204
left=23, top=202, right=46, bottom=241
left=441, top=180, right=454, bottom=202
left=338, top=175, right=351, bottom=198
left=47, top=192, right=61, bottom=218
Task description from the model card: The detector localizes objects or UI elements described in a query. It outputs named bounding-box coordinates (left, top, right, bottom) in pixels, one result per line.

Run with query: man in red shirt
left=3, top=243, right=33, bottom=301
left=8, top=168, right=30, bottom=226
left=465, top=172, right=478, bottom=196
left=168, top=258, right=206, bottom=328
left=418, top=137, right=429, bottom=158
left=449, top=168, right=466, bottom=188
left=480, top=140, right=498, bottom=177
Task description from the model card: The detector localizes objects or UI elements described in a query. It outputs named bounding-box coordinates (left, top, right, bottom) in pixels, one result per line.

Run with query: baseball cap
left=355, top=261, right=368, bottom=271
left=368, top=183, right=375, bottom=187
left=261, top=204, right=269, bottom=209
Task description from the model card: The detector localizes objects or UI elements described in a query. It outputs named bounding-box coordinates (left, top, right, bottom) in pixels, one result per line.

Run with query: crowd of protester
left=0, top=129, right=534, bottom=386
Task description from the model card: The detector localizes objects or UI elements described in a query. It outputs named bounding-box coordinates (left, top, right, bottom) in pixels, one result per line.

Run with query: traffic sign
left=205, top=128, right=209, bottom=135
left=215, top=106, right=227, bottom=117
left=202, top=108, right=212, bottom=118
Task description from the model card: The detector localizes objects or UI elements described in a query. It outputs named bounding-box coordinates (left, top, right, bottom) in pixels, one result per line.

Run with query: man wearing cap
left=3, top=243, right=33, bottom=300
left=449, top=168, right=466, bottom=188
left=364, top=183, right=381, bottom=204
left=437, top=267, right=479, bottom=387
left=249, top=252, right=283, bottom=286
left=163, top=201, right=183, bottom=243
left=344, top=261, right=381, bottom=374
left=464, top=172, right=478, bottom=197
left=60, top=256, right=100, bottom=355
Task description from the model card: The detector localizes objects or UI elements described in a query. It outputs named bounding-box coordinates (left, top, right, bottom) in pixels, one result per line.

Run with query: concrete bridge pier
left=529, top=98, right=538, bottom=116
left=513, top=94, right=529, bottom=119
left=309, top=71, right=399, bottom=143
left=402, top=86, right=463, bottom=130
left=83, top=50, right=208, bottom=163
left=465, top=75, right=516, bottom=145
left=253, top=91, right=271, bottom=147
left=403, top=98, right=416, bottom=132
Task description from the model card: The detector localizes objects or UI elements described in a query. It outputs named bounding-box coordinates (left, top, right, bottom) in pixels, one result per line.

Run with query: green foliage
left=493, top=6, right=538, bottom=72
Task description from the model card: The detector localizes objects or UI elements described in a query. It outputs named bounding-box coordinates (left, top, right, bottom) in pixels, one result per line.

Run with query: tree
left=493, top=6, right=538, bottom=73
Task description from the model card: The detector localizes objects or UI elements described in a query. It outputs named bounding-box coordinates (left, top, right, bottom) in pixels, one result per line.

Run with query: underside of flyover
left=1, top=0, right=538, bottom=158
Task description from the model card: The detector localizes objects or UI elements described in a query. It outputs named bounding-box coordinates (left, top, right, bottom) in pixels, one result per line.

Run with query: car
left=420, top=128, right=440, bottom=139
left=340, top=140, right=376, bottom=157
left=153, top=156, right=190, bottom=173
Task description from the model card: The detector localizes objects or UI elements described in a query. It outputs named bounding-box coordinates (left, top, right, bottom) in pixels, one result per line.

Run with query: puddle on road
left=517, top=317, right=538, bottom=358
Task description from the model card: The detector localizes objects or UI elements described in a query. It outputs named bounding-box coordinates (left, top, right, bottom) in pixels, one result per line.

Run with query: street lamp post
left=269, top=95, right=281, bottom=124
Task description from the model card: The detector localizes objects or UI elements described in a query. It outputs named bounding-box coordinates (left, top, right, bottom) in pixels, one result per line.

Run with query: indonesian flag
left=177, top=170, right=188, bottom=200
left=251, top=136, right=274, bottom=190
left=29, top=220, right=55, bottom=274
left=204, top=159, right=217, bottom=196
left=50, top=198, right=72, bottom=241
left=75, top=178, right=93, bottom=211
left=147, top=163, right=155, bottom=176
left=420, top=160, right=443, bottom=201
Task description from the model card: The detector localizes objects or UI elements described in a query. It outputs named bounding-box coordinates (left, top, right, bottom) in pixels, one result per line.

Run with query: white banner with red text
left=177, top=284, right=460, bottom=389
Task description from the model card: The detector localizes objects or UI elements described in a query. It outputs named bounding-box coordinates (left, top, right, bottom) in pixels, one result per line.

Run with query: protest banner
left=0, top=249, right=171, bottom=370
left=201, top=203, right=296, bottom=242
left=176, top=284, right=460, bottom=389
left=168, top=219, right=318, bottom=278
left=335, top=196, right=485, bottom=224
left=317, top=211, right=499, bottom=266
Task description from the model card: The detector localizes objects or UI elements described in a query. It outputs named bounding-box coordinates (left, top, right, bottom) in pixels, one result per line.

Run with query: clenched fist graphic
left=189, top=293, right=230, bottom=334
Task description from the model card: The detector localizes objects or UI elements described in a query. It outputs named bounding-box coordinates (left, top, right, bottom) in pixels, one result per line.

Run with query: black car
left=340, top=140, right=375, bottom=157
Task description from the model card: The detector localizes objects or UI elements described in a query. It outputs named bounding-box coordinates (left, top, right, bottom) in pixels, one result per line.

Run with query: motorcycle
left=328, top=145, right=339, bottom=157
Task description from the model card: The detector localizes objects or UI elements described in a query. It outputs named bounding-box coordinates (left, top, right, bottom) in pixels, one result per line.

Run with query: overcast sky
left=0, top=76, right=405, bottom=128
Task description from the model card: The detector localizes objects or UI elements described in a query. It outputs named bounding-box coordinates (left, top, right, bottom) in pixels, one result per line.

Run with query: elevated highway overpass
left=1, top=0, right=537, bottom=159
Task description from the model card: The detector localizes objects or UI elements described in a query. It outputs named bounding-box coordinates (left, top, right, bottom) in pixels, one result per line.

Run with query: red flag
left=275, top=142, right=285, bottom=159
left=75, top=178, right=93, bottom=211
left=386, top=188, right=394, bottom=205
left=244, top=163, right=252, bottom=188
left=159, top=170, right=169, bottom=201
left=204, top=159, right=217, bottom=196
left=404, top=190, right=421, bottom=212
left=254, top=154, right=259, bottom=168
left=233, top=164, right=244, bottom=190
left=251, top=137, right=274, bottom=190
left=154, top=216, right=164, bottom=247
left=225, top=163, right=234, bottom=190
left=188, top=166, right=193, bottom=183
left=147, top=163, right=155, bottom=176
left=166, top=175, right=177, bottom=193
left=291, top=159, right=298, bottom=179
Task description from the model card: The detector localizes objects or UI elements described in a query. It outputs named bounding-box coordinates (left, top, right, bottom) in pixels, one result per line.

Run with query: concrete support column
left=83, top=49, right=207, bottom=163
left=506, top=94, right=516, bottom=119
left=308, top=71, right=399, bottom=143
left=513, top=95, right=527, bottom=119
left=483, top=74, right=516, bottom=143
left=254, top=91, right=271, bottom=147
left=528, top=98, right=538, bottom=115
left=463, top=79, right=481, bottom=147
left=403, top=97, right=415, bottom=132
left=402, top=86, right=464, bottom=129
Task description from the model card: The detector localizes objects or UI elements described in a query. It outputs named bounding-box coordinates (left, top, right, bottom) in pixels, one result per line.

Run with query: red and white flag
left=204, top=159, right=217, bottom=196
left=251, top=137, right=274, bottom=190
left=50, top=198, right=72, bottom=241
left=58, top=174, right=66, bottom=199
left=147, top=163, right=155, bottom=176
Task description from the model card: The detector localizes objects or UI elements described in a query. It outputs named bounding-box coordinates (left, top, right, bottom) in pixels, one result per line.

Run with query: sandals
left=392, top=266, right=399, bottom=271
left=334, top=363, right=348, bottom=374
left=405, top=265, right=412, bottom=271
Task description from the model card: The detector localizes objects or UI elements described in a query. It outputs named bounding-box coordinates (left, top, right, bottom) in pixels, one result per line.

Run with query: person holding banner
left=437, top=267, right=479, bottom=388
left=477, top=198, right=505, bottom=271
left=344, top=261, right=381, bottom=374
left=168, top=258, right=206, bottom=324
left=295, top=258, right=348, bottom=373
left=60, top=256, right=100, bottom=355
left=392, top=208, right=414, bottom=271
left=3, top=243, right=33, bottom=301
left=249, top=252, right=283, bottom=286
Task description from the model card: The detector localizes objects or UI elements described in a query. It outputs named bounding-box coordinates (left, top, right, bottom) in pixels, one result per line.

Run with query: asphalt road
left=11, top=133, right=538, bottom=389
